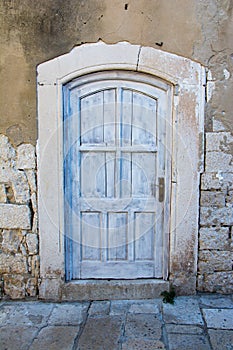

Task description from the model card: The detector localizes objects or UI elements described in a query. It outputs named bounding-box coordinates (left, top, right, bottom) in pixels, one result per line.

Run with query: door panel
left=63, top=71, right=171, bottom=280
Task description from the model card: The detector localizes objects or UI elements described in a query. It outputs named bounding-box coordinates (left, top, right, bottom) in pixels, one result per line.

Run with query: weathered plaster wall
left=1, top=0, right=233, bottom=144
left=0, top=0, right=233, bottom=297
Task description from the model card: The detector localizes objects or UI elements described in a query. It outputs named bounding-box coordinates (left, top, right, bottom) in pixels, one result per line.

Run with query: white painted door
left=64, top=71, right=171, bottom=280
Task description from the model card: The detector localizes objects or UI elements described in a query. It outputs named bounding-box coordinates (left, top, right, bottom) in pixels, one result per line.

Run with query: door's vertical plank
left=104, top=89, right=116, bottom=146
left=106, top=152, right=115, bottom=198
left=128, top=210, right=135, bottom=261
left=120, top=152, right=132, bottom=198
left=132, top=92, right=157, bottom=146
left=71, top=89, right=82, bottom=279
left=101, top=212, right=108, bottom=262
left=121, top=89, right=132, bottom=146
left=63, top=86, right=73, bottom=280
left=132, top=153, right=156, bottom=197
left=115, top=88, right=122, bottom=198
left=81, top=92, right=104, bottom=145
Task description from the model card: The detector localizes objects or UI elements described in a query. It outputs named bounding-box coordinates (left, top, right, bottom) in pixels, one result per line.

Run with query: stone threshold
left=61, top=279, right=169, bottom=301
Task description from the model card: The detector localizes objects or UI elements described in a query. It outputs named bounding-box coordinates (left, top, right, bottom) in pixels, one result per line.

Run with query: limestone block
left=39, top=278, right=62, bottom=300
left=25, top=169, right=37, bottom=193
left=0, top=327, right=38, bottom=349
left=20, top=243, right=27, bottom=256
left=0, top=279, right=3, bottom=298
left=205, top=152, right=233, bottom=173
left=163, top=297, right=204, bottom=325
left=32, top=212, right=38, bottom=233
left=78, top=316, right=124, bottom=350
left=213, top=118, right=227, bottom=132
left=17, top=144, right=35, bottom=170
left=199, top=227, right=230, bottom=250
left=25, top=233, right=38, bottom=255
left=1, top=229, right=23, bottom=253
left=200, top=207, right=233, bottom=226
left=206, top=132, right=233, bottom=152
left=0, top=134, right=16, bottom=164
left=202, top=309, right=233, bottom=330
left=29, top=326, right=79, bottom=350
left=0, top=184, right=6, bottom=202
left=0, top=163, right=14, bottom=183
left=0, top=204, right=31, bottom=229
left=201, top=172, right=233, bottom=190
left=11, top=171, right=30, bottom=204
left=226, top=190, right=233, bottom=204
left=122, top=339, right=165, bottom=349
left=48, top=303, right=89, bottom=325
left=198, top=272, right=233, bottom=293
left=200, top=191, right=225, bottom=207
left=0, top=253, right=28, bottom=274
left=31, top=192, right=37, bottom=212
left=167, top=333, right=211, bottom=349
left=201, top=173, right=220, bottom=190
left=28, top=255, right=40, bottom=278
left=209, top=330, right=233, bottom=350
left=26, top=277, right=38, bottom=297
left=199, top=250, right=232, bottom=273
left=89, top=301, right=110, bottom=317
left=3, top=274, right=25, bottom=299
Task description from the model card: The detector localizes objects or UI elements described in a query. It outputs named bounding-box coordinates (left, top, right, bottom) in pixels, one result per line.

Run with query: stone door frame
left=37, top=42, right=205, bottom=299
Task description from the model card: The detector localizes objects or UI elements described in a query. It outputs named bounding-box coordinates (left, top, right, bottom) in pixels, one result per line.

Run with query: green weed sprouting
left=161, top=287, right=176, bottom=304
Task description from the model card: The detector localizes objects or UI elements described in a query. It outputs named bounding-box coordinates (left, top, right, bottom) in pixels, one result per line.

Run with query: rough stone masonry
left=198, top=131, right=233, bottom=293
left=0, top=135, right=39, bottom=298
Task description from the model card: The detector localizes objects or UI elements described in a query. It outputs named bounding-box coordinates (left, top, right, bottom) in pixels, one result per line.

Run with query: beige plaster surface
left=0, top=0, right=233, bottom=144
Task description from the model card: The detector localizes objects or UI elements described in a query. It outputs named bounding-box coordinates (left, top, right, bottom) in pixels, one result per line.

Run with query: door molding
left=37, top=41, right=205, bottom=299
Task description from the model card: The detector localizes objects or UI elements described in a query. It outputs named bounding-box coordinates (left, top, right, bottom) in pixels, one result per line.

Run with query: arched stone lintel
left=37, top=41, right=205, bottom=87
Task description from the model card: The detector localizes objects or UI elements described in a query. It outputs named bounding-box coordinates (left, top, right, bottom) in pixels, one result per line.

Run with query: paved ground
left=0, top=294, right=233, bottom=350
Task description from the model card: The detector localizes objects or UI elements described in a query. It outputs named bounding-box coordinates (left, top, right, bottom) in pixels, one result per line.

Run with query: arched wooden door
left=63, top=71, right=171, bottom=281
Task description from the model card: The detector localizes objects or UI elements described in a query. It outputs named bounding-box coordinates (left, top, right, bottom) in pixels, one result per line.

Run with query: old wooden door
left=64, top=71, right=171, bottom=280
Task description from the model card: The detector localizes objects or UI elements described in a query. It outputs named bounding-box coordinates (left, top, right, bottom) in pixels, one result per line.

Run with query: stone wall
left=198, top=130, right=233, bottom=293
left=0, top=135, right=39, bottom=299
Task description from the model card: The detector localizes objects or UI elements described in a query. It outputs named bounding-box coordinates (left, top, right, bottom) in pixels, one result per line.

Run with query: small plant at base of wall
left=161, top=286, right=176, bottom=304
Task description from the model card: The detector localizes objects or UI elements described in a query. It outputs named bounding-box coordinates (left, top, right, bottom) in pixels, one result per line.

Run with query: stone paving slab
left=208, top=329, right=233, bottom=350
left=0, top=326, right=39, bottom=350
left=77, top=316, right=123, bottom=350
left=110, top=299, right=131, bottom=315
left=167, top=333, right=211, bottom=350
left=48, top=302, right=89, bottom=325
left=165, top=324, right=204, bottom=335
left=125, top=314, right=162, bottom=339
left=1, top=302, right=53, bottom=327
left=199, top=294, right=233, bottom=309
left=122, top=338, right=165, bottom=349
left=163, top=296, right=204, bottom=325
left=0, top=304, right=17, bottom=325
left=128, top=299, right=161, bottom=314
left=202, top=308, right=233, bottom=329
left=88, top=301, right=110, bottom=317
left=29, top=326, right=79, bottom=350
left=0, top=294, right=233, bottom=350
